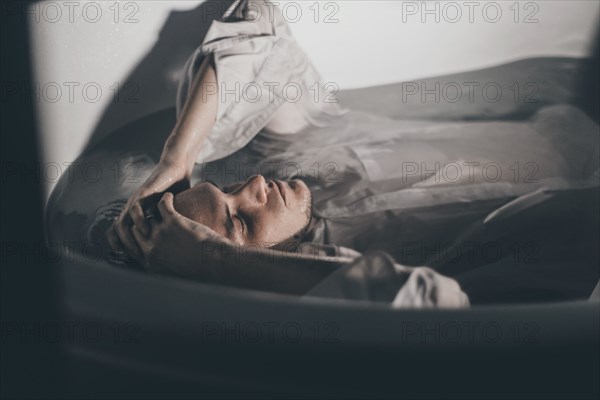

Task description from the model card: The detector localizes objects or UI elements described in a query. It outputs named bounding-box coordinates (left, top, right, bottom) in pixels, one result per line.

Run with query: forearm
left=161, top=54, right=219, bottom=172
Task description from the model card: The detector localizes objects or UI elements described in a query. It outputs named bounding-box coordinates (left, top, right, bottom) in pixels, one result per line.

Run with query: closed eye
left=225, top=205, right=235, bottom=237
left=235, top=214, right=247, bottom=236
left=225, top=205, right=247, bottom=240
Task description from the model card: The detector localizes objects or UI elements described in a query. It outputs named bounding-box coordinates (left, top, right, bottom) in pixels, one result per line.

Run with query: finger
left=149, top=219, right=166, bottom=245
left=131, top=226, right=151, bottom=267
left=130, top=202, right=149, bottom=236
left=156, top=191, right=229, bottom=243
left=157, top=192, right=177, bottom=218
left=114, top=214, right=133, bottom=245
left=136, top=217, right=159, bottom=243
left=106, top=224, right=124, bottom=252
left=115, top=218, right=143, bottom=260
left=190, top=221, right=232, bottom=244
left=106, top=226, right=131, bottom=264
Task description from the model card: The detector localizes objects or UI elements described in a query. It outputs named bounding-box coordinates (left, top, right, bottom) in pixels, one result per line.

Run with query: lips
left=273, top=180, right=287, bottom=206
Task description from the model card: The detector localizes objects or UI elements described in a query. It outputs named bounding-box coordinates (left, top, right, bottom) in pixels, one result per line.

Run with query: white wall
left=28, top=0, right=599, bottom=199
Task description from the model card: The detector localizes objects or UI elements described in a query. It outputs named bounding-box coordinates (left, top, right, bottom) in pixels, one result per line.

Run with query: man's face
left=173, top=175, right=312, bottom=247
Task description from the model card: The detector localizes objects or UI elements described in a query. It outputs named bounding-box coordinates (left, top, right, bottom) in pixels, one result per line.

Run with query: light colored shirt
left=176, top=0, right=347, bottom=163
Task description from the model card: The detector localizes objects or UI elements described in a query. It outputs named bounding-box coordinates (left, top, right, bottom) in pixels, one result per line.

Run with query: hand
left=130, top=192, right=234, bottom=280
left=129, top=192, right=342, bottom=293
left=107, top=161, right=190, bottom=260
left=393, top=267, right=470, bottom=308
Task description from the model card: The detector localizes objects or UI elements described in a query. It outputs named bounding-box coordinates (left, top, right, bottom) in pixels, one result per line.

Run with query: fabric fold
left=176, top=0, right=348, bottom=163
left=304, top=249, right=470, bottom=308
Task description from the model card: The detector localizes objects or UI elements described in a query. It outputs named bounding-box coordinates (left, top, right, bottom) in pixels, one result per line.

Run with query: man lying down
left=107, top=0, right=599, bottom=307
left=106, top=0, right=470, bottom=308
left=109, top=173, right=469, bottom=308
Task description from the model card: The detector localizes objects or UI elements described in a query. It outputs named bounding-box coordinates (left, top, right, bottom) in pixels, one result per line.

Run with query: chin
left=293, top=178, right=310, bottom=193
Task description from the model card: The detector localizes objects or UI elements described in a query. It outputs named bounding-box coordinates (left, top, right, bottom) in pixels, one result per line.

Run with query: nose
left=238, top=175, right=268, bottom=205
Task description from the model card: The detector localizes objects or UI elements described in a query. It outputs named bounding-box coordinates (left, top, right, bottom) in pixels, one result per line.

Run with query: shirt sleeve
left=176, top=0, right=348, bottom=163
left=303, top=249, right=470, bottom=308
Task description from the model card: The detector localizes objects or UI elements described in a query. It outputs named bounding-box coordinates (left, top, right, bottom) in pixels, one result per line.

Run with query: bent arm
left=131, top=192, right=341, bottom=295
left=107, top=55, right=220, bottom=253
left=162, top=54, right=219, bottom=172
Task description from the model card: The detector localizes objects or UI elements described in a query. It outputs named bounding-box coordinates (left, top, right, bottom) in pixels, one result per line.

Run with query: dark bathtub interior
left=2, top=4, right=598, bottom=396
left=43, top=57, right=600, bottom=398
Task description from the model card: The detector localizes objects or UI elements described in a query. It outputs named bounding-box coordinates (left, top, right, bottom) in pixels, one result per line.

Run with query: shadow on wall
left=83, top=1, right=599, bottom=153
left=84, top=0, right=236, bottom=151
